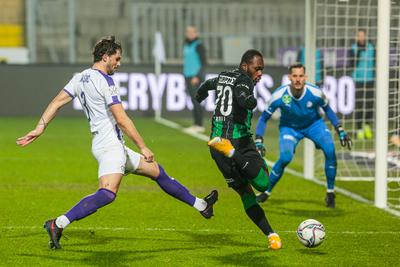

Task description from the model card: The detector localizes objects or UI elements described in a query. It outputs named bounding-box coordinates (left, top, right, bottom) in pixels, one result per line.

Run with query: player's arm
left=195, top=77, right=218, bottom=103
left=254, top=106, right=275, bottom=156
left=254, top=94, right=280, bottom=156
left=319, top=94, right=352, bottom=150
left=16, top=90, right=73, bottom=147
left=109, top=103, right=154, bottom=162
left=234, top=80, right=257, bottom=110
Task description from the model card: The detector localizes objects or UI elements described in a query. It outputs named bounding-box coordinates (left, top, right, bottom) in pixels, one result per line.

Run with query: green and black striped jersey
left=196, top=68, right=257, bottom=139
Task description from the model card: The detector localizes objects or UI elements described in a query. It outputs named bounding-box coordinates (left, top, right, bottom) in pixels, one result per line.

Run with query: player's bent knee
left=241, top=193, right=258, bottom=210
left=249, top=169, right=269, bottom=192
left=135, top=159, right=160, bottom=180
left=280, top=151, right=293, bottom=166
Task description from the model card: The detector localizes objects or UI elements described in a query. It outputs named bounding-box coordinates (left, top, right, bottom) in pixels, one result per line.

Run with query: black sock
left=245, top=204, right=274, bottom=236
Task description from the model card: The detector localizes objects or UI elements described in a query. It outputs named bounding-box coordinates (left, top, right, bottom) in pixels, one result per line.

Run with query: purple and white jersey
left=64, top=68, right=123, bottom=147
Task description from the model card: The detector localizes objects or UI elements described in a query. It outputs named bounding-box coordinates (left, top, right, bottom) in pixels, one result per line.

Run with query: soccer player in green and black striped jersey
left=196, top=49, right=281, bottom=250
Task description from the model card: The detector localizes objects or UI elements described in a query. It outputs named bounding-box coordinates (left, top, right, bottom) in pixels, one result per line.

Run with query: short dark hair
left=240, top=49, right=263, bottom=65
left=92, top=36, right=122, bottom=63
left=288, top=62, right=306, bottom=74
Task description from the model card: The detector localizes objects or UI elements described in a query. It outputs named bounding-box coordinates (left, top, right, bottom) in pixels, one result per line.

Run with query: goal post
left=304, top=0, right=316, bottom=180
left=374, top=0, right=390, bottom=208
left=308, top=0, right=400, bottom=212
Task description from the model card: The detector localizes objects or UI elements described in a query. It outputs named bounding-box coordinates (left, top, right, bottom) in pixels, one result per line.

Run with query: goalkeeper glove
left=255, top=135, right=266, bottom=157
left=335, top=125, right=352, bottom=150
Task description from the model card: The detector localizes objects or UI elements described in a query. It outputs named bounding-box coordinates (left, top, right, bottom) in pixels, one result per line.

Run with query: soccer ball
left=297, top=219, right=325, bottom=248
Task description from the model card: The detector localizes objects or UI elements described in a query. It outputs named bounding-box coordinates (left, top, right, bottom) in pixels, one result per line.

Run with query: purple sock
left=156, top=164, right=196, bottom=206
left=65, top=188, right=116, bottom=222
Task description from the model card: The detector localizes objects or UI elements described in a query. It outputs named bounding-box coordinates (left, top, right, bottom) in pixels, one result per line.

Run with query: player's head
left=239, top=49, right=264, bottom=84
left=288, top=63, right=307, bottom=92
left=356, top=29, right=367, bottom=45
left=92, top=36, right=122, bottom=75
left=185, top=26, right=199, bottom=41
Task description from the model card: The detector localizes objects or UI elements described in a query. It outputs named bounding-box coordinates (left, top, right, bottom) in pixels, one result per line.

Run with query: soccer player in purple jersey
left=16, top=36, right=218, bottom=249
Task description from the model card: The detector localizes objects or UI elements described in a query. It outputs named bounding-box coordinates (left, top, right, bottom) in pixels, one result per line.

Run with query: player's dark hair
left=288, top=62, right=306, bottom=74
left=240, top=49, right=263, bottom=65
left=92, top=36, right=122, bottom=63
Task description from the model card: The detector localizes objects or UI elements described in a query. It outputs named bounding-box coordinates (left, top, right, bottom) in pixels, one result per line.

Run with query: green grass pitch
left=1, top=117, right=399, bottom=266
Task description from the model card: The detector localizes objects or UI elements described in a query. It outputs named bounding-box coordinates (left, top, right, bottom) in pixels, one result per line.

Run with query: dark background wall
left=0, top=64, right=288, bottom=117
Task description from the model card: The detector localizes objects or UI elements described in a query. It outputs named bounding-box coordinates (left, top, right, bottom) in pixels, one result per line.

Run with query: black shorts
left=210, top=136, right=266, bottom=189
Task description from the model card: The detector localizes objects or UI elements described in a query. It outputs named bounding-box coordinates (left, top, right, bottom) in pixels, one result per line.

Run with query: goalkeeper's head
left=288, top=63, right=307, bottom=96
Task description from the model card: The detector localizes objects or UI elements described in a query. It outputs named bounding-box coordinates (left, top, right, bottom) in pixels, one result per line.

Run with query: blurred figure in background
left=348, top=29, right=376, bottom=140
left=183, top=26, right=207, bottom=133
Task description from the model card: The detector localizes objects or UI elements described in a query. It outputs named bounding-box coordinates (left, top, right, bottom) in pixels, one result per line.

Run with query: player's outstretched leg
left=44, top=187, right=117, bottom=249
left=235, top=185, right=282, bottom=250
left=154, top=164, right=218, bottom=218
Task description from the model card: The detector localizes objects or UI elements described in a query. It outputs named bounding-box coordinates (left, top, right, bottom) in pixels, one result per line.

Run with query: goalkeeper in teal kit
left=255, top=63, right=352, bottom=208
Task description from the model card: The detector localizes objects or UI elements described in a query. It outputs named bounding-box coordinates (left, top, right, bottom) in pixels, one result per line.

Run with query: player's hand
left=335, top=125, right=352, bottom=150
left=140, top=147, right=154, bottom=162
left=16, top=127, right=44, bottom=147
left=255, top=135, right=266, bottom=157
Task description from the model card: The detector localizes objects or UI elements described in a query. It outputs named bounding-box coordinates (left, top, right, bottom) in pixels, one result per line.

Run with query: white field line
left=2, top=225, right=400, bottom=235
left=154, top=117, right=400, bottom=217
left=335, top=177, right=400, bottom=182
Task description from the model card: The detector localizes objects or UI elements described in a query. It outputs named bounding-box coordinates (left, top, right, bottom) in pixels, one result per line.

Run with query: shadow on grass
left=177, top=231, right=264, bottom=249
left=17, top=230, right=216, bottom=266
left=17, top=229, right=274, bottom=266
left=210, top=249, right=274, bottom=267
left=296, top=248, right=327, bottom=255
left=178, top=231, right=278, bottom=266
left=261, top=198, right=346, bottom=218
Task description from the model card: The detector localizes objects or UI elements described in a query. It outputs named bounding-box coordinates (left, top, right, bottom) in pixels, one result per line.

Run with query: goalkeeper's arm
left=254, top=111, right=272, bottom=157
left=322, top=105, right=352, bottom=150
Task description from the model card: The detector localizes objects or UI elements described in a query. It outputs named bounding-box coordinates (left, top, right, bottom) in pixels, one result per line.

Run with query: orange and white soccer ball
left=297, top=219, right=325, bottom=247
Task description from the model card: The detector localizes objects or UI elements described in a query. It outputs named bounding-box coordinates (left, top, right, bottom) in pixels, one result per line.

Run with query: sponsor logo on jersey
left=282, top=94, right=292, bottom=106
left=109, top=85, right=119, bottom=95
left=80, top=74, right=90, bottom=83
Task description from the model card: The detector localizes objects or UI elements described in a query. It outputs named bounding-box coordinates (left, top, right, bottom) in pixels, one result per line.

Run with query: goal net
left=314, top=0, right=400, bottom=211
